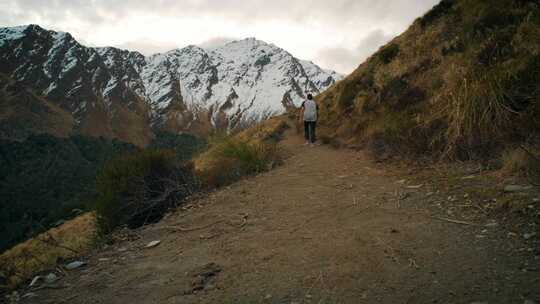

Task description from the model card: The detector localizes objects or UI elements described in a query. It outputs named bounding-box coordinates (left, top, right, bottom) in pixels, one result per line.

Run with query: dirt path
left=25, top=128, right=539, bottom=304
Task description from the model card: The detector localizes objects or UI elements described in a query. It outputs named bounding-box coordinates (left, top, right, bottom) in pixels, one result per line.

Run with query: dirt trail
left=26, top=127, right=539, bottom=304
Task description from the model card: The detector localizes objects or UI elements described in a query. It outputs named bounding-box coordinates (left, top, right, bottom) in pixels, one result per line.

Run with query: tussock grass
left=433, top=69, right=519, bottom=158
left=196, top=138, right=280, bottom=188
left=195, top=118, right=287, bottom=188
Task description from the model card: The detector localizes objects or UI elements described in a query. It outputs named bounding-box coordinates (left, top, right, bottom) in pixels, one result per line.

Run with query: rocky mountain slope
left=0, top=25, right=342, bottom=145
left=316, top=0, right=540, bottom=161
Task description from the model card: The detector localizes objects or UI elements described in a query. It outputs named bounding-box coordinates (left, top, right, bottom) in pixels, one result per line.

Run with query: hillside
left=6, top=123, right=539, bottom=303
left=3, top=1, right=540, bottom=302
left=0, top=25, right=342, bottom=145
left=317, top=0, right=540, bottom=161
left=0, top=131, right=205, bottom=253
left=0, top=135, right=136, bottom=252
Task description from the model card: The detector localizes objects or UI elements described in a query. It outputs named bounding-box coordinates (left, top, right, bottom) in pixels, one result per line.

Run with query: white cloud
left=0, top=0, right=441, bottom=74
left=316, top=29, right=395, bottom=74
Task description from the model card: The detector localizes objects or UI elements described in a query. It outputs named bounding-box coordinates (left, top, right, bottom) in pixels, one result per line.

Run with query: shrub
left=378, top=44, right=400, bottom=64
left=94, top=150, right=196, bottom=234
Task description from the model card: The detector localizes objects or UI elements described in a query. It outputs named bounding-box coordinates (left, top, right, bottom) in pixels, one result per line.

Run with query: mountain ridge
left=0, top=24, right=343, bottom=145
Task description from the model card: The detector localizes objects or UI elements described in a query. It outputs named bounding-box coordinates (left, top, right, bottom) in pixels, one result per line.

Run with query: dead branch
left=163, top=220, right=226, bottom=232
left=431, top=216, right=477, bottom=226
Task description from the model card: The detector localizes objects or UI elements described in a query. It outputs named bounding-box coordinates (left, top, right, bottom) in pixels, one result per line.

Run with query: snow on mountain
left=0, top=25, right=343, bottom=141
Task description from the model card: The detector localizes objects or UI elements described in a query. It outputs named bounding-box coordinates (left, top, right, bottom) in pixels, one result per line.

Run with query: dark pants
left=304, top=121, right=317, bottom=143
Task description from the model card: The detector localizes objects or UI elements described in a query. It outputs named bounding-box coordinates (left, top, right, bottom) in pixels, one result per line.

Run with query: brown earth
left=13, top=126, right=540, bottom=304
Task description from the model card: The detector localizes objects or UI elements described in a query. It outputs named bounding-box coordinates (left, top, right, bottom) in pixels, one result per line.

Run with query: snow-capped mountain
left=0, top=25, right=342, bottom=145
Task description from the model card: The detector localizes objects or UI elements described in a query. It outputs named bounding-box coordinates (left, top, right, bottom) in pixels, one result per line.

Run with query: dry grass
left=195, top=117, right=288, bottom=188
left=234, top=117, right=289, bottom=144
left=316, top=0, right=540, bottom=161
left=0, top=213, right=97, bottom=289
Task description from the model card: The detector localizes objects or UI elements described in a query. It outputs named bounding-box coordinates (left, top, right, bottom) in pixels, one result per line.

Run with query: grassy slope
left=318, top=0, right=540, bottom=160
left=0, top=117, right=287, bottom=291
left=0, top=213, right=97, bottom=289
left=0, top=74, right=75, bottom=141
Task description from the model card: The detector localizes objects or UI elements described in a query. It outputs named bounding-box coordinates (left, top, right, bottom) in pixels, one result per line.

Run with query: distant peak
left=184, top=44, right=205, bottom=51
left=168, top=44, right=207, bottom=55
left=25, top=24, right=44, bottom=31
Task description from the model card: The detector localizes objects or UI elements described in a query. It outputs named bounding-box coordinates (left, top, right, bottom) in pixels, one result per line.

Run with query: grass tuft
left=196, top=138, right=280, bottom=188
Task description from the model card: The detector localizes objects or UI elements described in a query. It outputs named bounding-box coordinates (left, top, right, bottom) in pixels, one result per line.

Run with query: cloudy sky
left=0, top=0, right=440, bottom=74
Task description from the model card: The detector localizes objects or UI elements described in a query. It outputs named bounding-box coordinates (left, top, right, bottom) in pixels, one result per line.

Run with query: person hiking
left=299, top=93, right=319, bottom=146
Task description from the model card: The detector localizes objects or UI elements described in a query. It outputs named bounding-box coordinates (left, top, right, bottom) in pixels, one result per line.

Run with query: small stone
left=44, top=273, right=58, bottom=284
left=406, top=184, right=424, bottom=189
left=485, top=222, right=498, bottom=228
left=504, top=185, right=532, bottom=193
left=396, top=179, right=406, bottom=184
left=65, top=261, right=86, bottom=270
left=265, top=294, right=272, bottom=300
left=98, top=258, right=111, bottom=262
left=524, top=232, right=537, bottom=240
left=524, top=300, right=537, bottom=304
left=145, top=240, right=161, bottom=248
left=462, top=175, right=476, bottom=180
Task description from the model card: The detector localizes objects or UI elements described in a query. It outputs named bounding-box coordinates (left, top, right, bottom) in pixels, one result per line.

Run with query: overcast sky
left=0, top=0, right=440, bottom=74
